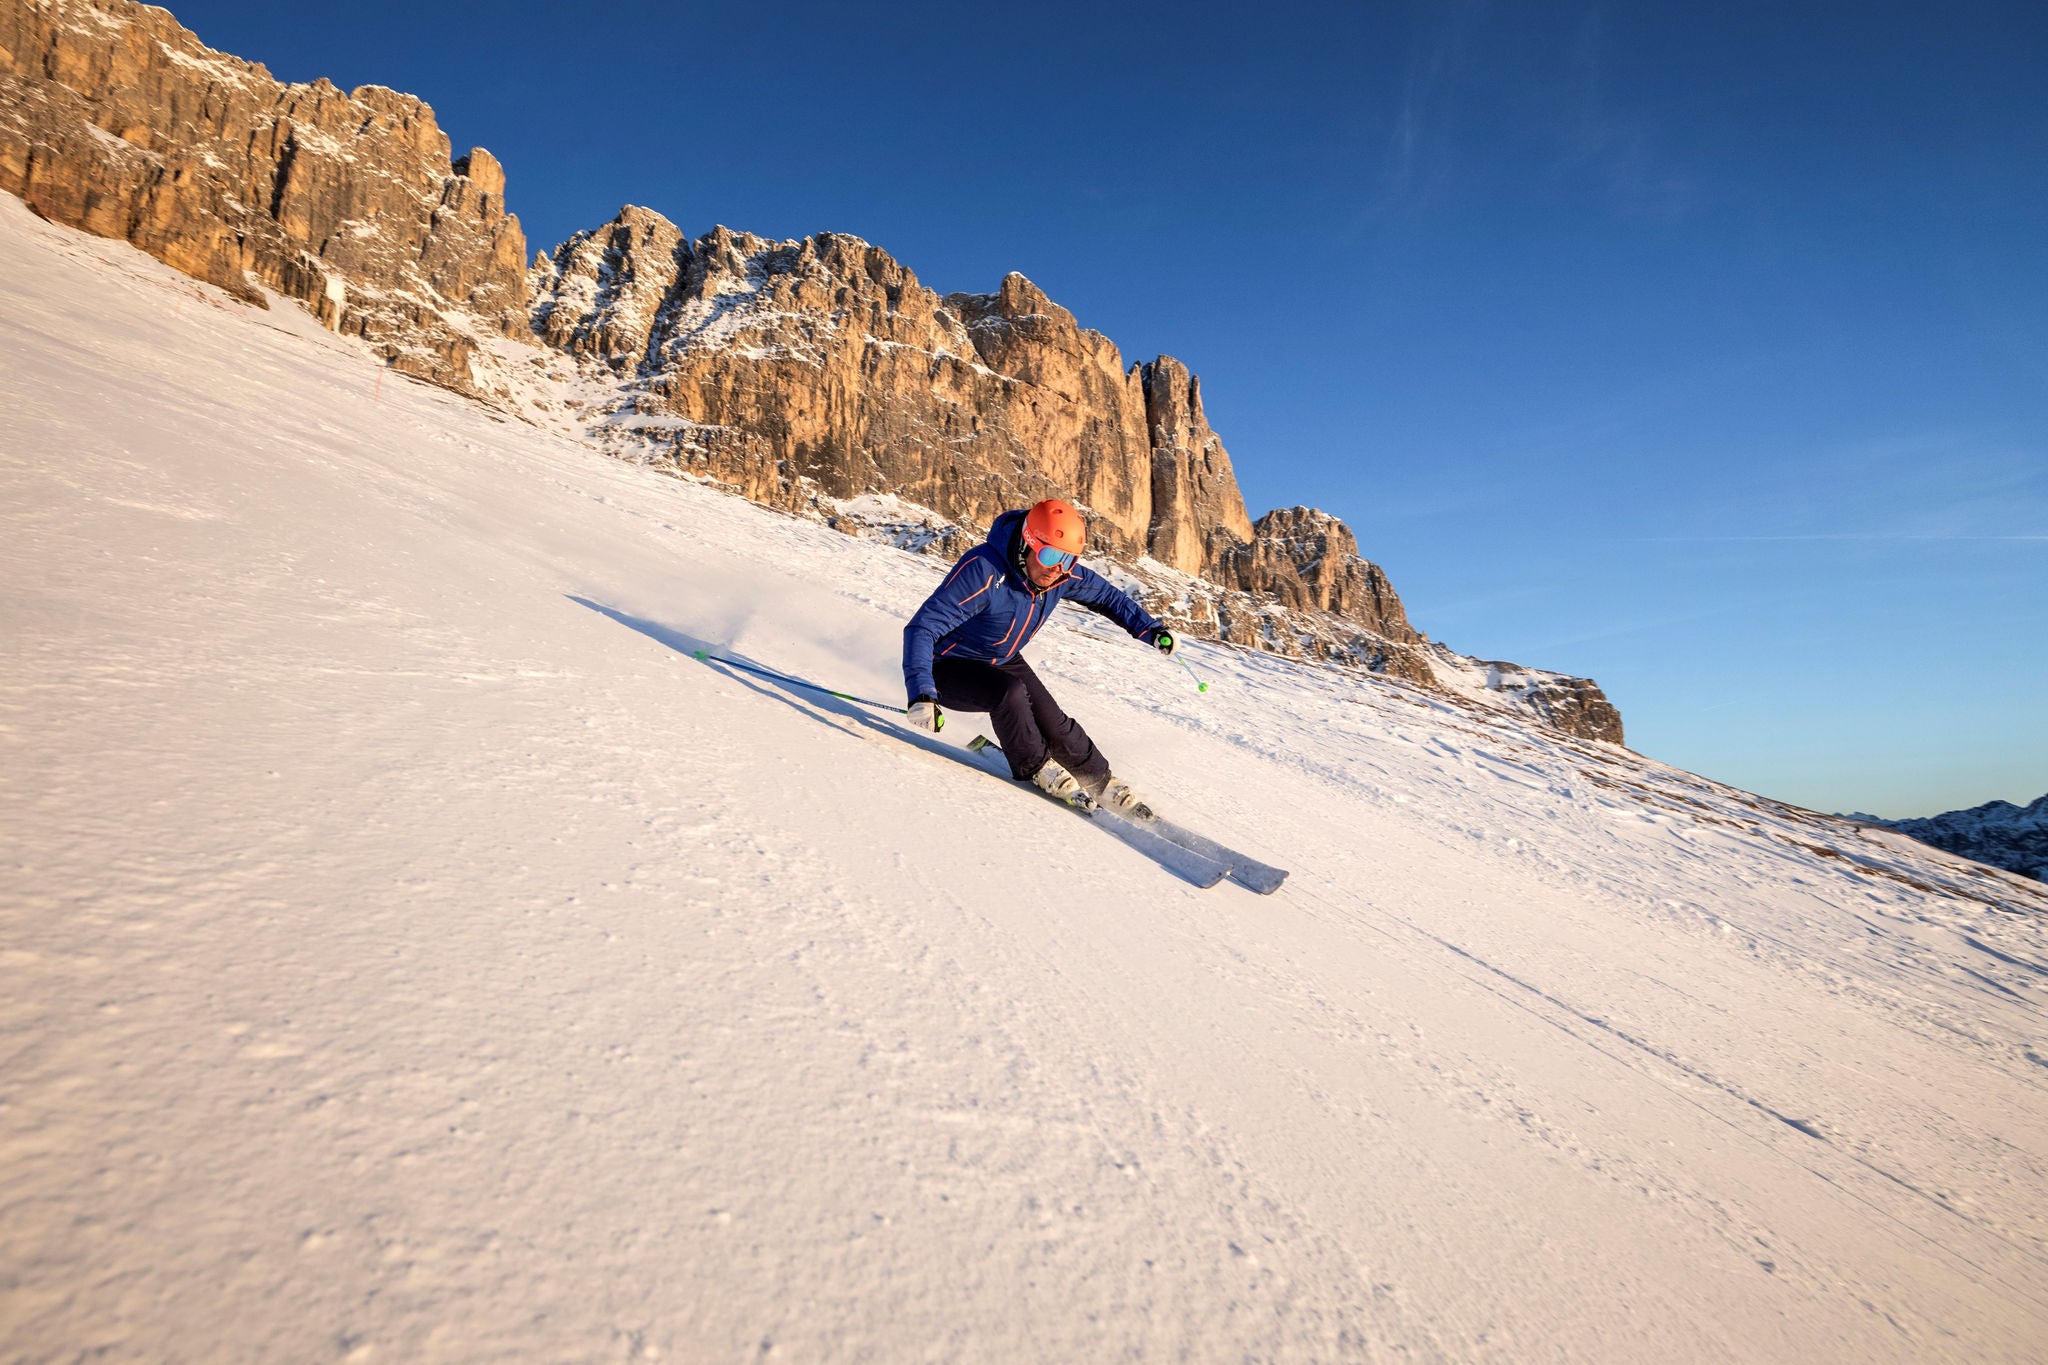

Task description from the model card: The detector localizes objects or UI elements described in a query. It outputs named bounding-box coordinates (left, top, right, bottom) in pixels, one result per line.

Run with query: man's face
left=1024, top=552, right=1070, bottom=589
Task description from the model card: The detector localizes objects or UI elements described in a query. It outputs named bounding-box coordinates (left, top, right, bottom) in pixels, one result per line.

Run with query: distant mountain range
left=1848, top=795, right=2048, bottom=883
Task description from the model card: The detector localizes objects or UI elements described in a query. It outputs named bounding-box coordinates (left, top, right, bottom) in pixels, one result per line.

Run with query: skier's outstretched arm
left=1065, top=567, right=1171, bottom=649
left=902, top=559, right=997, bottom=702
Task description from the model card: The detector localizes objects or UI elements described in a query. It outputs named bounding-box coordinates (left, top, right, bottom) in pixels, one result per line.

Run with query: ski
left=961, top=737, right=1226, bottom=889
left=966, top=736, right=1285, bottom=894
left=1132, top=814, right=1288, bottom=895
left=1028, top=785, right=1230, bottom=889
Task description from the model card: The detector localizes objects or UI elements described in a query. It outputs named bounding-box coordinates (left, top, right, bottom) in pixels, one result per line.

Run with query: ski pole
left=690, top=649, right=907, bottom=714
left=1173, top=650, right=1209, bottom=693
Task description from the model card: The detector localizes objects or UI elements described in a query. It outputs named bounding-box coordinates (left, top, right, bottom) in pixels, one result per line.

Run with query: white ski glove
left=907, top=698, right=944, bottom=733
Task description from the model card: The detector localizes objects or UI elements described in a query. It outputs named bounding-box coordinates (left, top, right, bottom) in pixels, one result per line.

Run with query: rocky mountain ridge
left=1, top=0, right=1623, bottom=743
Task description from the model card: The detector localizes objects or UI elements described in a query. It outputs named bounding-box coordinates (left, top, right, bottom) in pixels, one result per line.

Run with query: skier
left=902, top=498, right=1176, bottom=811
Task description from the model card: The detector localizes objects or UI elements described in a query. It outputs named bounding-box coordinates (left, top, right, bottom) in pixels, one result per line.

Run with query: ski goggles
left=1032, top=543, right=1078, bottom=571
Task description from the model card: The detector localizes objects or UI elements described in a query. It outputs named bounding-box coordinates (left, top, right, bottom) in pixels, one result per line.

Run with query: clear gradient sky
left=161, top=0, right=2046, bottom=817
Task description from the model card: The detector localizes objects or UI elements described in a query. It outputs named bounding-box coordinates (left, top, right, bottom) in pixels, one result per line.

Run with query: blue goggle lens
left=1035, top=544, right=1077, bottom=569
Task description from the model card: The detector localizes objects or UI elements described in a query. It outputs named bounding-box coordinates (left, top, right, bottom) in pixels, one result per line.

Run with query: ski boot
left=1032, top=759, right=1088, bottom=806
left=1082, top=771, right=1154, bottom=820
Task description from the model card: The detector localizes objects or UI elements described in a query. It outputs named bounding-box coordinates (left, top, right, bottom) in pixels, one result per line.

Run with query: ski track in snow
left=4, top=194, right=2048, bottom=1362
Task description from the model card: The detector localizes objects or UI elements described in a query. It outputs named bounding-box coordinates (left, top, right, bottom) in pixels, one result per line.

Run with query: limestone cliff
left=1138, top=356, right=1256, bottom=571
left=0, top=0, right=527, bottom=390
left=528, top=216, right=1182, bottom=566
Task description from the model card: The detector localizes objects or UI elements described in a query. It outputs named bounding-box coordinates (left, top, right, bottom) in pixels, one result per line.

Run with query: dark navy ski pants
left=932, top=657, right=1109, bottom=786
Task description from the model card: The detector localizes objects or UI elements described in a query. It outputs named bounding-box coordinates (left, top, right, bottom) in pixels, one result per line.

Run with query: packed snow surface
left=5, top=194, right=2048, bottom=1362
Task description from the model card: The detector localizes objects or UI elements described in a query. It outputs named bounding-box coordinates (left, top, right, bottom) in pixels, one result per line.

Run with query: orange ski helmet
left=1023, top=498, right=1086, bottom=557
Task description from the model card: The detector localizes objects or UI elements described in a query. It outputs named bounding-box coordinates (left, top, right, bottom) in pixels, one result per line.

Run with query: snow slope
left=5, top=193, right=2047, bottom=1362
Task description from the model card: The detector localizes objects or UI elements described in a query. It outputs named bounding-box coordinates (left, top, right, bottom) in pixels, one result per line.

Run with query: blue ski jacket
left=902, top=509, right=1164, bottom=703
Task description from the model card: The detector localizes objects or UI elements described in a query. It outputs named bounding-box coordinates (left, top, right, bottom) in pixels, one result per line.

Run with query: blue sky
left=167, top=0, right=2045, bottom=817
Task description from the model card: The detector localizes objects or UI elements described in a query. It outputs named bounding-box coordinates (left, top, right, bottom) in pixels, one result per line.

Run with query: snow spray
left=691, top=649, right=907, bottom=715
